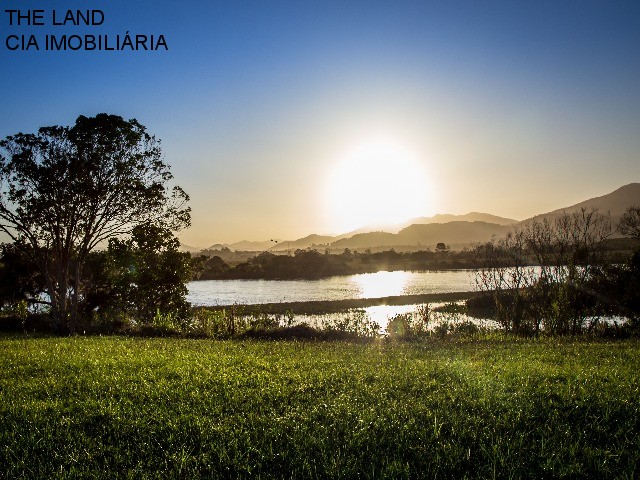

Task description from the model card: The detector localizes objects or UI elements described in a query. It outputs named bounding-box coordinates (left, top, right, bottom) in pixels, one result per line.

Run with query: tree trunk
left=70, top=257, right=85, bottom=333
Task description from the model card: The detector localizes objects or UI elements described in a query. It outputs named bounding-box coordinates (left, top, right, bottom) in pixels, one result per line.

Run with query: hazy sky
left=1, top=1, right=639, bottom=246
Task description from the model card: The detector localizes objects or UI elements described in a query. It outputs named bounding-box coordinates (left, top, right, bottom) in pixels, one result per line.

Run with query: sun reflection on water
left=352, top=271, right=410, bottom=298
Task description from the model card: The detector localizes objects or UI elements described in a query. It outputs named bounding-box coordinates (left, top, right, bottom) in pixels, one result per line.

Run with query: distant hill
left=205, top=243, right=228, bottom=251
left=227, top=240, right=281, bottom=251
left=328, top=222, right=512, bottom=250
left=526, top=183, right=640, bottom=224
left=330, top=232, right=400, bottom=249
left=179, top=243, right=202, bottom=253
left=340, top=224, right=402, bottom=236
left=397, top=221, right=512, bottom=247
left=331, top=212, right=518, bottom=237
left=202, top=183, right=640, bottom=252
left=327, top=183, right=639, bottom=249
left=405, top=212, right=518, bottom=227
left=269, top=234, right=337, bottom=251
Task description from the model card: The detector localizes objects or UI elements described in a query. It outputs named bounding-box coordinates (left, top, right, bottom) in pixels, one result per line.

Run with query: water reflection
left=293, top=302, right=502, bottom=333
left=187, top=269, right=476, bottom=306
left=352, top=271, right=410, bottom=298
left=361, top=304, right=417, bottom=325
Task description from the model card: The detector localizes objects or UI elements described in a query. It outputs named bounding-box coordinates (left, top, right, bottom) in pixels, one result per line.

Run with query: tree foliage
left=213, top=249, right=350, bottom=280
left=0, top=242, right=46, bottom=308
left=619, top=205, right=640, bottom=240
left=0, top=114, right=190, bottom=330
left=592, top=251, right=640, bottom=327
left=101, top=224, right=193, bottom=324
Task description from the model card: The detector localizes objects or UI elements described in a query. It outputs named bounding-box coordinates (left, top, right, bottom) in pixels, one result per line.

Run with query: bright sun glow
left=325, top=139, right=430, bottom=233
left=353, top=271, right=410, bottom=298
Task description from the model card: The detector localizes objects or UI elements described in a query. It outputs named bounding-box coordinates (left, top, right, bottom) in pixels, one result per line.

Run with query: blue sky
left=1, top=1, right=639, bottom=245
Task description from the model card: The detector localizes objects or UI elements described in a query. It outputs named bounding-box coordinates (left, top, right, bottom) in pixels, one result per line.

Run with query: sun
left=325, top=139, right=430, bottom=233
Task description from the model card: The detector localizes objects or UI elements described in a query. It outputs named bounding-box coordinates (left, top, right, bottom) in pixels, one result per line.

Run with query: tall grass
left=1, top=335, right=639, bottom=478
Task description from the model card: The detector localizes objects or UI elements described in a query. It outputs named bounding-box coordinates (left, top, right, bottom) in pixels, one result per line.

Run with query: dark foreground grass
left=1, top=336, right=639, bottom=479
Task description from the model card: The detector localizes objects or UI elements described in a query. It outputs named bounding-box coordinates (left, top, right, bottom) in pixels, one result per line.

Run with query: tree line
left=195, top=236, right=637, bottom=281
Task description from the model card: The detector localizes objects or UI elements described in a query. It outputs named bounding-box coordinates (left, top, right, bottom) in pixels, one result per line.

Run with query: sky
left=1, top=0, right=639, bottom=247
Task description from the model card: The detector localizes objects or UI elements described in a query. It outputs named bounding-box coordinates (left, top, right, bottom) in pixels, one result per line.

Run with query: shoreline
left=196, top=291, right=479, bottom=315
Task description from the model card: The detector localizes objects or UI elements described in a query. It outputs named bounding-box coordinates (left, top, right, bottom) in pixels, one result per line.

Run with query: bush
left=474, top=209, right=613, bottom=335
left=385, top=304, right=433, bottom=339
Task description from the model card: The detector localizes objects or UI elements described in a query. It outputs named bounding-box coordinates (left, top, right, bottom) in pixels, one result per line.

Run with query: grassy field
left=1, top=335, right=639, bottom=479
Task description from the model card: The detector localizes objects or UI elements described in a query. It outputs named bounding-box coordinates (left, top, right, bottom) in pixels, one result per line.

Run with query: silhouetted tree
left=474, top=208, right=612, bottom=335
left=105, top=224, right=193, bottom=324
left=619, top=206, right=640, bottom=240
left=0, top=242, right=46, bottom=309
left=435, top=242, right=449, bottom=252
left=194, top=255, right=229, bottom=280
left=0, top=114, right=190, bottom=330
left=592, top=251, right=640, bottom=328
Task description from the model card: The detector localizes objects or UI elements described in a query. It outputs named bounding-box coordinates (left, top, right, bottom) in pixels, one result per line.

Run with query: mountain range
left=185, top=183, right=640, bottom=253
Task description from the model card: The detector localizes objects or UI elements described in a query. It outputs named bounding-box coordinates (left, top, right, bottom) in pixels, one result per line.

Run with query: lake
left=187, top=270, right=477, bottom=306
left=186, top=268, right=621, bottom=332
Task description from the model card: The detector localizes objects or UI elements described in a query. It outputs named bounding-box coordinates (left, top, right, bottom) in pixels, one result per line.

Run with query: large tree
left=0, top=114, right=190, bottom=330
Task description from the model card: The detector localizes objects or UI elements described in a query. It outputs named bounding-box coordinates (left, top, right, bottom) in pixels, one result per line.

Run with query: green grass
left=1, top=335, right=639, bottom=478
